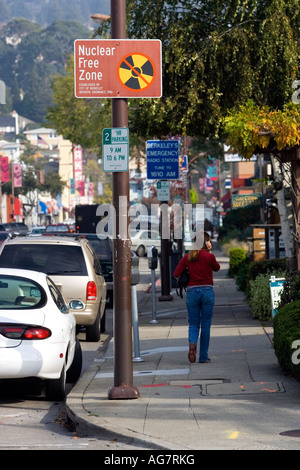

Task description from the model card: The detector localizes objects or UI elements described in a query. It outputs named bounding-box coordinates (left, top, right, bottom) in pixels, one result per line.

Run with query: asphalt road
left=0, top=259, right=153, bottom=451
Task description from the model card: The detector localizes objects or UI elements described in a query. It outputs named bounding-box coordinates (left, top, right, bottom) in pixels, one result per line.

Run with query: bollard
left=131, top=285, right=144, bottom=362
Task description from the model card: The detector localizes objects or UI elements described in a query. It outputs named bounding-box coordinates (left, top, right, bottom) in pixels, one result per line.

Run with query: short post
left=131, top=284, right=144, bottom=362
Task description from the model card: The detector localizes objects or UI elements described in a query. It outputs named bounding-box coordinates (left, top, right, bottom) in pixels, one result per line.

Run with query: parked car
left=80, top=234, right=114, bottom=308
left=0, top=268, right=82, bottom=400
left=28, top=226, right=45, bottom=236
left=0, top=231, right=10, bottom=246
left=78, top=234, right=139, bottom=308
left=43, top=223, right=75, bottom=235
left=130, top=229, right=177, bottom=257
left=0, top=222, right=28, bottom=235
left=0, top=236, right=107, bottom=342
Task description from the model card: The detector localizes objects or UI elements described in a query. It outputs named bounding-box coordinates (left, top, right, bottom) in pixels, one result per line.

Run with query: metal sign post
left=108, top=0, right=139, bottom=400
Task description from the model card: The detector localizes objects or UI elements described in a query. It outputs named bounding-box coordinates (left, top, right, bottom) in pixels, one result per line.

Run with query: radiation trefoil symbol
left=117, top=53, right=156, bottom=92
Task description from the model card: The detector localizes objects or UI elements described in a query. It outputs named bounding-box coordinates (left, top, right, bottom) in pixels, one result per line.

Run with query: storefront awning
left=39, top=201, right=48, bottom=214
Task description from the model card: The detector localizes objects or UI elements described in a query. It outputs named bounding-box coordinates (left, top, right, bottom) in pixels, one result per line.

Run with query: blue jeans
left=186, top=286, right=215, bottom=362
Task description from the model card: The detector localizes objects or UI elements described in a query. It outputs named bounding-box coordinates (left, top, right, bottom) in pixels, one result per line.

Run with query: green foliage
left=274, top=300, right=300, bottom=378
left=229, top=247, right=247, bottom=276
left=247, top=258, right=287, bottom=283
left=235, top=261, right=250, bottom=292
left=218, top=205, right=261, bottom=243
left=46, top=56, right=111, bottom=151
left=124, top=0, right=300, bottom=139
left=223, top=101, right=300, bottom=159
left=278, top=272, right=300, bottom=309
left=248, top=268, right=286, bottom=321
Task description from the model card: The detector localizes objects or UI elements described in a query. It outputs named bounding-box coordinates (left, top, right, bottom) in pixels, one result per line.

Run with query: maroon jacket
left=174, top=250, right=220, bottom=287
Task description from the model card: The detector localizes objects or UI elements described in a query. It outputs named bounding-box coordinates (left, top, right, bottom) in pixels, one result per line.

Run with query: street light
left=90, top=13, right=110, bottom=23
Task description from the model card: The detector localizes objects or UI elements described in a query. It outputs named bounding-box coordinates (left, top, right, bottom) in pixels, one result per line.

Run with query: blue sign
left=146, top=140, right=179, bottom=180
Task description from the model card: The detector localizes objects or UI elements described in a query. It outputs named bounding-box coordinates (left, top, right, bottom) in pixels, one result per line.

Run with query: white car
left=130, top=229, right=177, bottom=257
left=0, top=268, right=82, bottom=400
left=130, top=229, right=162, bottom=257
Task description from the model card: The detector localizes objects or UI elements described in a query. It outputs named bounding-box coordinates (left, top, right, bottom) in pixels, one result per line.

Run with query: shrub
left=248, top=269, right=286, bottom=321
left=235, top=260, right=250, bottom=292
left=229, top=247, right=247, bottom=276
left=278, top=272, right=300, bottom=309
left=273, top=300, right=300, bottom=379
left=247, top=258, right=287, bottom=282
left=221, top=238, right=249, bottom=256
left=245, top=258, right=287, bottom=299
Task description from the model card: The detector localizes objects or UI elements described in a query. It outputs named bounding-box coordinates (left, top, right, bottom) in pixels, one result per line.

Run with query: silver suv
left=0, top=236, right=107, bottom=342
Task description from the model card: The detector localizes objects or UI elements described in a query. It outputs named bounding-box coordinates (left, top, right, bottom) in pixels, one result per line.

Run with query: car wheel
left=66, top=338, right=82, bottom=383
left=45, top=364, right=66, bottom=401
left=86, top=307, right=101, bottom=342
left=136, top=245, right=145, bottom=257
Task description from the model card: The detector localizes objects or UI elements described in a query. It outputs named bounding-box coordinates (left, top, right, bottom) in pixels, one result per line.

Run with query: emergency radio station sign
left=146, top=140, right=179, bottom=180
left=74, top=39, right=162, bottom=98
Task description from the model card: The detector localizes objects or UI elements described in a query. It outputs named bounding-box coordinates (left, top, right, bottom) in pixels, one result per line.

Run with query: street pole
left=108, top=0, right=139, bottom=400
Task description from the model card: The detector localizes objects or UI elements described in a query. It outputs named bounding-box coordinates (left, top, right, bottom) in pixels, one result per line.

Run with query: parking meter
left=147, top=245, right=158, bottom=270
left=147, top=245, right=158, bottom=324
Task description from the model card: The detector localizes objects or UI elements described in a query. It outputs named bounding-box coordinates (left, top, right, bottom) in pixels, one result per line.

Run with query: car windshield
left=0, top=245, right=88, bottom=276
left=87, top=238, right=112, bottom=261
left=45, top=225, right=69, bottom=232
left=0, top=274, right=46, bottom=309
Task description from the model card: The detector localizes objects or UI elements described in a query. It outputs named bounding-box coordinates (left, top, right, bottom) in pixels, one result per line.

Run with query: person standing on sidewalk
left=174, top=232, right=220, bottom=364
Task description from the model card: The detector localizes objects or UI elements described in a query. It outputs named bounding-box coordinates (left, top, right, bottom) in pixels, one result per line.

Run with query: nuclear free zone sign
left=74, top=39, right=162, bottom=98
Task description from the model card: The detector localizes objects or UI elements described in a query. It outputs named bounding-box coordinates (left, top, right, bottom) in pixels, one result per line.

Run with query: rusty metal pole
left=108, top=0, right=139, bottom=400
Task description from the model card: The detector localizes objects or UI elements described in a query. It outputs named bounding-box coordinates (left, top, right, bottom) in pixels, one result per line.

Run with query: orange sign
left=74, top=39, right=162, bottom=98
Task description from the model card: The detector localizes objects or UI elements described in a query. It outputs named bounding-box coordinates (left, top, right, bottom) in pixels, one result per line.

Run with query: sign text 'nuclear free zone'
left=74, top=39, right=162, bottom=98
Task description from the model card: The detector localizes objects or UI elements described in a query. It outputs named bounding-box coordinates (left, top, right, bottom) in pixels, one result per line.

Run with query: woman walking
left=174, top=232, right=220, bottom=363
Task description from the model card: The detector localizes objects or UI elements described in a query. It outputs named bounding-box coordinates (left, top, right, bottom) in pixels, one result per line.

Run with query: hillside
left=0, top=0, right=110, bottom=28
left=0, top=18, right=93, bottom=123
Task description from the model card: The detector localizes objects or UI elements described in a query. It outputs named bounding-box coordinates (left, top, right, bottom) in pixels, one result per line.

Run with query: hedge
left=229, top=247, right=247, bottom=276
left=273, top=300, right=300, bottom=379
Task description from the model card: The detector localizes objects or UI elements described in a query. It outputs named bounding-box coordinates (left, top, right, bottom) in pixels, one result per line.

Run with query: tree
left=222, top=99, right=299, bottom=266
left=222, top=100, right=300, bottom=159
left=122, top=0, right=300, bottom=139
left=46, top=56, right=111, bottom=152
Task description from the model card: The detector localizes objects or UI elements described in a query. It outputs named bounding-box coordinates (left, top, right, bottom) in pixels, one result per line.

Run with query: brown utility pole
left=108, top=0, right=139, bottom=400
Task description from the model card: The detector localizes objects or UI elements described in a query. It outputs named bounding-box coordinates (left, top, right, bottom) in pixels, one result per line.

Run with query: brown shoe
left=188, top=342, right=197, bottom=363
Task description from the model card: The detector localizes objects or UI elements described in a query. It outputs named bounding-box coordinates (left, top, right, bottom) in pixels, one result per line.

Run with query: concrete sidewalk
left=66, top=248, right=300, bottom=450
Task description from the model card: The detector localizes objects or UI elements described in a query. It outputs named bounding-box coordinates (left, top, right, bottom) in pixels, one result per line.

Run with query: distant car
left=43, top=224, right=75, bottom=235
left=0, top=268, right=82, bottom=400
left=130, top=229, right=177, bottom=257
left=0, top=222, right=28, bottom=235
left=0, top=236, right=107, bottom=342
left=78, top=234, right=139, bottom=308
left=0, top=231, right=10, bottom=246
left=80, top=234, right=114, bottom=308
left=29, top=226, right=46, bottom=236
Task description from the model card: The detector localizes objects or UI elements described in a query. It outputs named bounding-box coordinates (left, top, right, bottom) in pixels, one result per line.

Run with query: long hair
left=188, top=232, right=211, bottom=262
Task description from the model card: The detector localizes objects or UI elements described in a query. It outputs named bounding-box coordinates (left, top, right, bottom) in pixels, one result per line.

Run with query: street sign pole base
left=108, top=383, right=140, bottom=400
left=159, top=294, right=173, bottom=301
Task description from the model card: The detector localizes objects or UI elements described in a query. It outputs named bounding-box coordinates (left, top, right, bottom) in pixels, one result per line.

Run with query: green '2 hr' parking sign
left=102, top=127, right=129, bottom=172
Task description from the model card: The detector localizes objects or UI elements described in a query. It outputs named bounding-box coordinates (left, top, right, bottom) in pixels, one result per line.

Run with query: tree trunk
left=270, top=154, right=295, bottom=269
